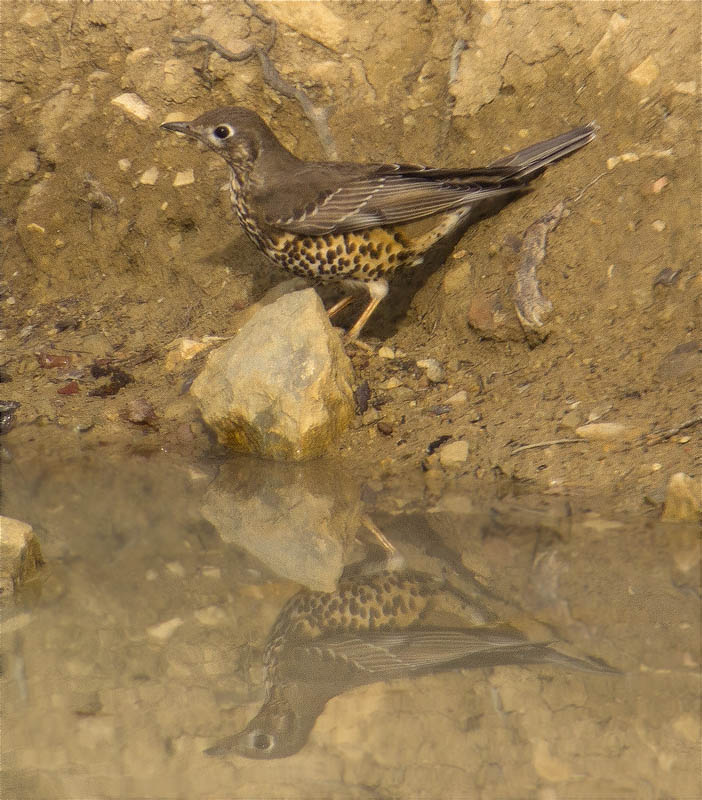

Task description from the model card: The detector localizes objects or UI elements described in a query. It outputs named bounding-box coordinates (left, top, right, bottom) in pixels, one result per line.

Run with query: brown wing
left=263, top=163, right=520, bottom=235
left=259, top=123, right=596, bottom=236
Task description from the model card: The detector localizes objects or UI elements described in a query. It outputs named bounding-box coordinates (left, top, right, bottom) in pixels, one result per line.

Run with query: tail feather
left=492, top=122, right=598, bottom=180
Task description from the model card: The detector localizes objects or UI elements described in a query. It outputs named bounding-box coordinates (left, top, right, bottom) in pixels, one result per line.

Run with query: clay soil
left=1, top=0, right=700, bottom=513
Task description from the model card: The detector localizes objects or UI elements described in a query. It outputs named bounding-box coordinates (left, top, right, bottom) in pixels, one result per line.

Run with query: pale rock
left=417, top=358, right=445, bottom=383
left=672, top=713, right=700, bottom=743
left=673, top=81, right=696, bottom=95
left=118, top=158, right=131, bottom=172
left=533, top=738, right=571, bottom=782
left=146, top=617, right=183, bottom=641
left=575, top=422, right=637, bottom=440
left=111, top=92, right=153, bottom=121
left=194, top=606, right=227, bottom=626
left=139, top=167, right=159, bottom=185
left=0, top=517, right=44, bottom=596
left=662, top=473, right=702, bottom=522
left=439, top=440, right=469, bottom=467
left=5, top=150, right=39, bottom=184
left=164, top=338, right=210, bottom=371
left=20, top=5, right=50, bottom=26
left=380, top=377, right=402, bottom=390
left=447, top=390, right=468, bottom=405
left=125, top=47, right=153, bottom=65
left=627, top=56, right=660, bottom=87
left=378, top=346, right=396, bottom=360
left=651, top=219, right=666, bottom=232
left=173, top=169, right=195, bottom=187
left=190, top=289, right=354, bottom=460
left=588, top=13, right=630, bottom=65
left=263, top=2, right=347, bottom=50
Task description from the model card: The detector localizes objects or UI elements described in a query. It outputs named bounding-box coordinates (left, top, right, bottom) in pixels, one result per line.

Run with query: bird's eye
left=252, top=733, right=273, bottom=750
left=213, top=125, right=233, bottom=140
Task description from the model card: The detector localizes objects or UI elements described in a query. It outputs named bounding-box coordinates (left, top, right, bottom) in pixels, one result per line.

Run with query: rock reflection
left=206, top=565, right=618, bottom=760
left=201, top=458, right=366, bottom=592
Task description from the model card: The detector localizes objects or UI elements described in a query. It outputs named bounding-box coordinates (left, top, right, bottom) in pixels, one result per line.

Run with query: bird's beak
left=160, top=120, right=193, bottom=136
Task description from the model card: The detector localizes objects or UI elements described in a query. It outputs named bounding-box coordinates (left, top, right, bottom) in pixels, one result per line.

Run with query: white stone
left=263, top=2, right=347, bottom=50
left=447, top=390, right=468, bottom=405
left=439, top=440, right=469, bottom=467
left=673, top=81, right=697, bottom=95
left=417, top=358, right=445, bottom=383
left=380, top=377, right=402, bottom=390
left=146, top=617, right=183, bottom=641
left=20, top=6, right=50, bottom=26
left=111, top=92, right=153, bottom=121
left=138, top=167, right=159, bottom=185
left=194, top=606, right=227, bottom=626
left=575, top=422, right=636, bottom=440
left=627, top=56, right=660, bottom=87
left=164, top=338, right=210, bottom=371
left=173, top=169, right=195, bottom=187
left=588, top=12, right=629, bottom=65
left=125, top=47, right=153, bottom=64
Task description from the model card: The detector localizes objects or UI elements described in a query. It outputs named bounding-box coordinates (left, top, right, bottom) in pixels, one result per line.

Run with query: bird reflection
left=205, top=566, right=618, bottom=759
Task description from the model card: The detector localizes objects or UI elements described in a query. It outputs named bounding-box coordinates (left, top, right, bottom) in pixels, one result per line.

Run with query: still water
left=2, top=451, right=699, bottom=799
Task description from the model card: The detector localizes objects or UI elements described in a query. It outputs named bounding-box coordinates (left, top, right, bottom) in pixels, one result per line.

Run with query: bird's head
left=204, top=684, right=327, bottom=760
left=161, top=106, right=285, bottom=172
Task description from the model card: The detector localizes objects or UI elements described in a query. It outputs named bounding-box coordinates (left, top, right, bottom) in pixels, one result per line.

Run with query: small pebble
left=139, top=167, right=159, bottom=185
left=416, top=358, right=445, bottom=383
left=380, top=377, right=402, bottom=390
left=146, top=617, right=183, bottom=641
left=650, top=176, right=669, bottom=194
left=377, top=420, right=394, bottom=436
left=447, top=390, right=468, bottom=405
left=173, top=169, right=195, bottom=187
left=651, top=219, right=666, bottom=232
left=125, top=398, right=156, bottom=425
left=439, top=439, right=469, bottom=467
left=378, top=346, right=395, bottom=359
left=111, top=92, right=153, bottom=121
left=575, top=422, right=636, bottom=440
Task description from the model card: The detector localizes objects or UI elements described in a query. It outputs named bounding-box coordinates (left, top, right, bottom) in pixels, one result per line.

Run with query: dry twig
left=511, top=438, right=585, bottom=456
left=644, top=416, right=702, bottom=446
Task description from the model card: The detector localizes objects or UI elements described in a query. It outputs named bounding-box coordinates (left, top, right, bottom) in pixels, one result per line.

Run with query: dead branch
left=511, top=438, right=585, bottom=456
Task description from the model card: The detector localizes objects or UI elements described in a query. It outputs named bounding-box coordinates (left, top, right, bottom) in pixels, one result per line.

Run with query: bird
left=204, top=567, right=618, bottom=759
left=161, top=108, right=597, bottom=339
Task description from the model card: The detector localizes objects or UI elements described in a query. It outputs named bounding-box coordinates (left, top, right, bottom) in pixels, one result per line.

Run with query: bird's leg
left=346, top=280, right=389, bottom=340
left=359, top=514, right=405, bottom=571
left=326, top=296, right=354, bottom=318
